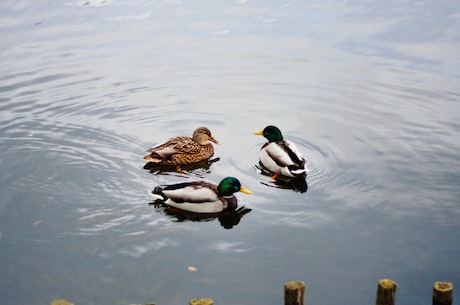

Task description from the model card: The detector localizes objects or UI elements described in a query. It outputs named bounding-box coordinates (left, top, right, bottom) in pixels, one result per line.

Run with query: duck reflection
left=256, top=164, right=308, bottom=193
left=150, top=203, right=252, bottom=229
left=143, top=157, right=220, bottom=174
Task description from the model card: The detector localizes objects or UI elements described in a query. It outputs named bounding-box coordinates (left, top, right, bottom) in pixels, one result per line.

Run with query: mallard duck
left=143, top=127, right=219, bottom=166
left=254, top=125, right=308, bottom=179
left=151, top=177, right=252, bottom=213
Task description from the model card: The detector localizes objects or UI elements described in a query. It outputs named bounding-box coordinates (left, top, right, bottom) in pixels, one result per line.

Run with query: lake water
left=1, top=1, right=459, bottom=304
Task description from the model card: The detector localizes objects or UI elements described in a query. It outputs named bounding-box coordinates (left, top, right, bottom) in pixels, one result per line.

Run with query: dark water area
left=1, top=1, right=459, bottom=304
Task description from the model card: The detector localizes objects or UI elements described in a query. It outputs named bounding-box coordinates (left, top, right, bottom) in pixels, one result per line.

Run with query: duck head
left=193, top=126, right=220, bottom=145
left=218, top=177, right=252, bottom=196
left=254, top=125, right=283, bottom=142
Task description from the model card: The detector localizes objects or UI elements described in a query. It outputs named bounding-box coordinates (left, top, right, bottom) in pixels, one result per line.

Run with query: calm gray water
left=1, top=1, right=459, bottom=304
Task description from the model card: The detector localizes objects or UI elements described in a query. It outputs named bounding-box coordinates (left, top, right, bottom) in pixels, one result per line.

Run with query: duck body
left=151, top=177, right=252, bottom=213
left=143, top=127, right=219, bottom=165
left=254, top=125, right=308, bottom=178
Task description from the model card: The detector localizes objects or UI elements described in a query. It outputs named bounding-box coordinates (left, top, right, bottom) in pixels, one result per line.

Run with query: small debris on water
left=33, top=219, right=43, bottom=226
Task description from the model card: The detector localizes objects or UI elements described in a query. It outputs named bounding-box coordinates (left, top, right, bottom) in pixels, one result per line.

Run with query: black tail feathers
left=152, top=186, right=168, bottom=201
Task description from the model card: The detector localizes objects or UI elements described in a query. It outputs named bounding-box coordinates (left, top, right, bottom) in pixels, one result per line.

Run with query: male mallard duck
left=143, top=126, right=219, bottom=166
left=151, top=177, right=252, bottom=213
left=254, top=125, right=308, bottom=179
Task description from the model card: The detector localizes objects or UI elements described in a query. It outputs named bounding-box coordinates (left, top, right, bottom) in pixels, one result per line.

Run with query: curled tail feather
left=151, top=186, right=168, bottom=201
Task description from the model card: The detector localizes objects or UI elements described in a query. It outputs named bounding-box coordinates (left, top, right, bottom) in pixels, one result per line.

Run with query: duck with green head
left=151, top=177, right=252, bottom=213
left=254, top=125, right=308, bottom=179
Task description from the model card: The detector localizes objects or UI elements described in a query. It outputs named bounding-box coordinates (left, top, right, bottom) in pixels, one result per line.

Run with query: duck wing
left=283, top=140, right=307, bottom=168
left=144, top=136, right=205, bottom=162
left=155, top=181, right=220, bottom=203
left=263, top=141, right=304, bottom=167
left=147, top=136, right=202, bottom=156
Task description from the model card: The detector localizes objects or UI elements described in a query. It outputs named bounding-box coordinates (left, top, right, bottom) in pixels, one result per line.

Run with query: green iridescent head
left=218, top=177, right=252, bottom=196
left=253, top=125, right=283, bottom=142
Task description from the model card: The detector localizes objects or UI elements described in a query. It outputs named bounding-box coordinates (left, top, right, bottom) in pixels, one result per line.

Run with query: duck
left=253, top=125, right=308, bottom=179
left=143, top=127, right=220, bottom=166
left=151, top=177, right=252, bottom=213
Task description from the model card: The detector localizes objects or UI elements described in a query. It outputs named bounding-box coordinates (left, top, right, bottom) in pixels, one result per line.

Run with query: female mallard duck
left=143, top=126, right=219, bottom=166
left=151, top=177, right=252, bottom=213
left=254, top=125, right=308, bottom=179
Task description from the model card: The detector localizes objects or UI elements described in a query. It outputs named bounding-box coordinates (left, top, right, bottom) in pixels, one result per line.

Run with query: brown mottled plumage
left=143, top=127, right=219, bottom=165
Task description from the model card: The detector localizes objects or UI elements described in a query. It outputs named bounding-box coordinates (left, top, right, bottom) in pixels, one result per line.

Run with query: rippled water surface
left=1, top=1, right=459, bottom=304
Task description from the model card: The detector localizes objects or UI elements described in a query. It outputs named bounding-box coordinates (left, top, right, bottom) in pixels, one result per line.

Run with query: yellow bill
left=239, top=186, right=253, bottom=194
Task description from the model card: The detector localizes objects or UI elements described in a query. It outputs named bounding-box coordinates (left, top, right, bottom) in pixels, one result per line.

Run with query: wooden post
left=284, top=281, right=305, bottom=305
left=376, top=279, right=397, bottom=305
left=433, top=282, right=453, bottom=305
left=50, top=300, right=74, bottom=305
left=189, top=298, right=213, bottom=305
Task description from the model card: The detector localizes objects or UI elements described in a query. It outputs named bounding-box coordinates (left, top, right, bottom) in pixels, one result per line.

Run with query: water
left=1, top=1, right=459, bottom=304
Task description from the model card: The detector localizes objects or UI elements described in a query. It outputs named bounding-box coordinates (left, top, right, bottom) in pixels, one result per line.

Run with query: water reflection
left=255, top=164, right=308, bottom=193
left=73, top=0, right=111, bottom=7
left=150, top=202, right=251, bottom=229
left=143, top=157, right=220, bottom=175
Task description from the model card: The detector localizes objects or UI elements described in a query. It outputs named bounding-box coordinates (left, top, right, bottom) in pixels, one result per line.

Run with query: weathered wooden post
left=50, top=300, right=74, bottom=305
left=432, top=282, right=453, bottom=305
left=376, top=279, right=397, bottom=305
left=189, top=298, right=213, bottom=305
left=284, top=281, right=305, bottom=305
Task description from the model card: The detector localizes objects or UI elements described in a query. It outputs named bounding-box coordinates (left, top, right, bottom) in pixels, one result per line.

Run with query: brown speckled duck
left=143, top=126, right=219, bottom=166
